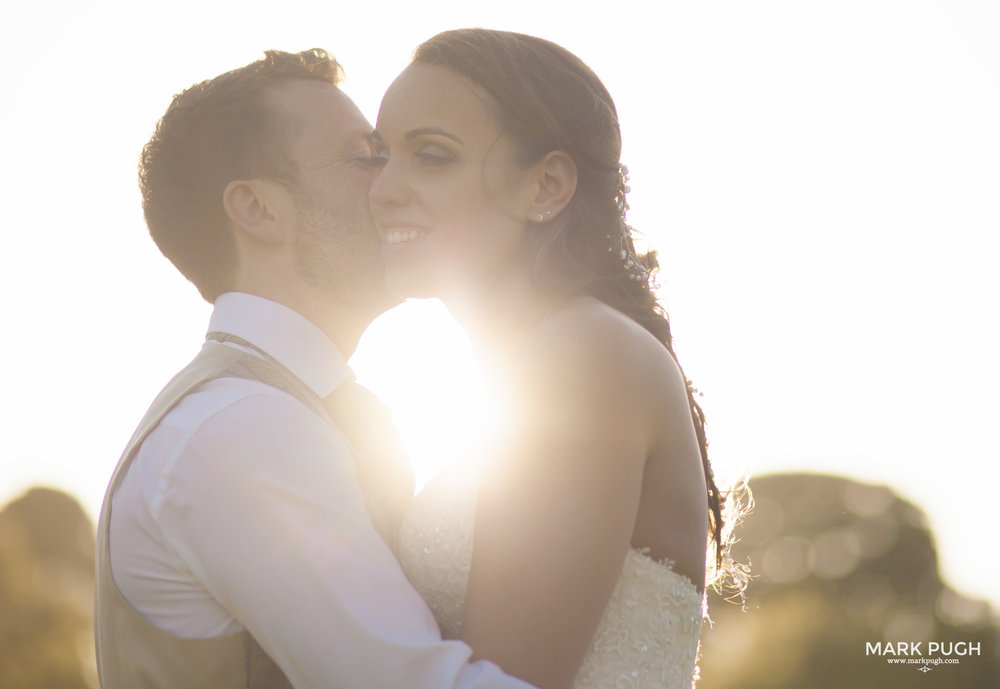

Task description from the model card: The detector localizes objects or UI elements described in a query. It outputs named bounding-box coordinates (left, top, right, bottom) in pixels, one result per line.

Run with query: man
left=95, top=49, right=536, bottom=689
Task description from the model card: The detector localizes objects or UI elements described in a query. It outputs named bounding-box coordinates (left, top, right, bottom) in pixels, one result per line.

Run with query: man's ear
left=527, top=150, right=578, bottom=222
left=222, top=179, right=289, bottom=246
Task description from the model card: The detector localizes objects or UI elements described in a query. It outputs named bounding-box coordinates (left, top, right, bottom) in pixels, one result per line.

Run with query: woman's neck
left=442, top=267, right=570, bottom=373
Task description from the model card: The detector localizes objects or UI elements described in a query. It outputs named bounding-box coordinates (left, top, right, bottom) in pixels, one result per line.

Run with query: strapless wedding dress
left=398, top=464, right=705, bottom=688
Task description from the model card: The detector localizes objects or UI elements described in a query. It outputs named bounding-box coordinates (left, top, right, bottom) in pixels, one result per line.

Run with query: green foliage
left=0, top=487, right=96, bottom=689
left=698, top=473, right=1000, bottom=689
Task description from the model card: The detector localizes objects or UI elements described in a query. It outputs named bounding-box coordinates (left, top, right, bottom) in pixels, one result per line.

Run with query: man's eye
left=358, top=153, right=388, bottom=168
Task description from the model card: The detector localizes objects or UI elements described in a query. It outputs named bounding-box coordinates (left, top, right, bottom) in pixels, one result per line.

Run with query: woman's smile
left=381, top=227, right=431, bottom=246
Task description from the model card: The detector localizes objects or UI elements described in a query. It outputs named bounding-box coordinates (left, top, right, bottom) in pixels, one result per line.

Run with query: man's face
left=271, top=80, right=388, bottom=303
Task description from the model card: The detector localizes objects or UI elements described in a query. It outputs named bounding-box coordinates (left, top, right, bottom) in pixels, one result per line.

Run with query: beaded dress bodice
left=398, top=464, right=705, bottom=689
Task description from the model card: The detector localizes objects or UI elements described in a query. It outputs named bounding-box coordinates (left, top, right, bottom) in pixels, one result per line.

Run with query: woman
left=370, top=29, right=745, bottom=689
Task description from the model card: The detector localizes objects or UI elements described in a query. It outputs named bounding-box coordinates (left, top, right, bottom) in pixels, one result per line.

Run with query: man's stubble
left=291, top=187, right=387, bottom=306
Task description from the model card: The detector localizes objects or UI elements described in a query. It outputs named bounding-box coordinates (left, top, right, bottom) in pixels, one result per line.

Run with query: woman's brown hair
left=414, top=29, right=739, bottom=575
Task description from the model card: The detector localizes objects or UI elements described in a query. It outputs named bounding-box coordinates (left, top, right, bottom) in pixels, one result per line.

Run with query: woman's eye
left=415, top=145, right=454, bottom=166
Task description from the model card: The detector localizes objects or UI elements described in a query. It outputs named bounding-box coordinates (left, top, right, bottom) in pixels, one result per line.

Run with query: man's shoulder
left=135, top=376, right=345, bottom=489
left=156, top=375, right=302, bottom=433
left=156, top=373, right=343, bottom=451
left=120, top=373, right=356, bottom=528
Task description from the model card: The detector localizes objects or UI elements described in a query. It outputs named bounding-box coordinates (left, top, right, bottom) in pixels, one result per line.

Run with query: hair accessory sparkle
left=612, top=164, right=650, bottom=283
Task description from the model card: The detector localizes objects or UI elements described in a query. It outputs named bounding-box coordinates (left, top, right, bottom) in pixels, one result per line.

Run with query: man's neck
left=226, top=288, right=380, bottom=359
left=306, top=303, right=372, bottom=360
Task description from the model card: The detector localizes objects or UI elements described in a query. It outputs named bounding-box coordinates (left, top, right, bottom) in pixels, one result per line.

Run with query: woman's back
left=526, top=298, right=709, bottom=592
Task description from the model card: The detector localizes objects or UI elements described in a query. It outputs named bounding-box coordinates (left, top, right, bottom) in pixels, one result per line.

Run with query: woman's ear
left=222, top=179, right=289, bottom=246
left=528, top=150, right=578, bottom=223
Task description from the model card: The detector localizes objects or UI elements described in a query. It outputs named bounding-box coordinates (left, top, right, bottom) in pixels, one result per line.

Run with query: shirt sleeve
left=153, top=389, right=536, bottom=689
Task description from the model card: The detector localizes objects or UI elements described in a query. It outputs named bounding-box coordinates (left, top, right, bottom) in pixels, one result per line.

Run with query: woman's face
left=370, top=63, right=537, bottom=300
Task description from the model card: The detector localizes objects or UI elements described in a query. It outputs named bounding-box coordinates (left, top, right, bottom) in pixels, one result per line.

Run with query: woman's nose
left=369, top=157, right=408, bottom=208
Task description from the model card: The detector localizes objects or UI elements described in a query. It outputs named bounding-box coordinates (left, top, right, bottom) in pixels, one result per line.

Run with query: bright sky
left=2, top=1, right=997, bottom=610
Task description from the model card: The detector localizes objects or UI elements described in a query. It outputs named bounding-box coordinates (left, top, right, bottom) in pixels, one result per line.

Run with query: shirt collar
left=207, top=292, right=352, bottom=398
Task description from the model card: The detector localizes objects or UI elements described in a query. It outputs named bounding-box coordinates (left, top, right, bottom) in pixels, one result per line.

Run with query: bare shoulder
left=518, top=298, right=689, bottom=424
left=524, top=298, right=683, bottom=384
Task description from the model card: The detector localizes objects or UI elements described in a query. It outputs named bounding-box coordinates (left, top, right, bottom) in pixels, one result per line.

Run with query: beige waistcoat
left=95, top=341, right=330, bottom=689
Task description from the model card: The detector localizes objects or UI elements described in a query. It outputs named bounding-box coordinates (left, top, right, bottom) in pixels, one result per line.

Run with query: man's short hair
left=139, top=49, right=343, bottom=302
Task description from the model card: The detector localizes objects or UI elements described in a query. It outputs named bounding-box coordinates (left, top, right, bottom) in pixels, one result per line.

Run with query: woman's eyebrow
left=404, top=126, right=464, bottom=144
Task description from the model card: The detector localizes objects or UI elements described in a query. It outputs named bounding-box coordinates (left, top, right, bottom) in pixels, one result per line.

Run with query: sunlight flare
left=352, top=299, right=493, bottom=492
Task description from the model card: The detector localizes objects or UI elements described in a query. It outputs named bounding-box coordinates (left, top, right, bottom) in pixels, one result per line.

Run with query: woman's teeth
left=384, top=230, right=427, bottom=245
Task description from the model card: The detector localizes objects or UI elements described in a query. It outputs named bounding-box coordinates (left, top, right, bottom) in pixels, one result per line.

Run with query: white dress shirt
left=110, top=292, right=534, bottom=689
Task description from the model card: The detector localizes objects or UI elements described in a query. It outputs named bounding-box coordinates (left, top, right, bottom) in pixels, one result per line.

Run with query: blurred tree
left=0, top=487, right=96, bottom=689
left=3, top=475, right=996, bottom=688
left=698, top=473, right=999, bottom=688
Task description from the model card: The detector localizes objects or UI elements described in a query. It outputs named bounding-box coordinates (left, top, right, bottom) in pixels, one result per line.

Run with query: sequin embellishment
left=398, top=465, right=706, bottom=688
